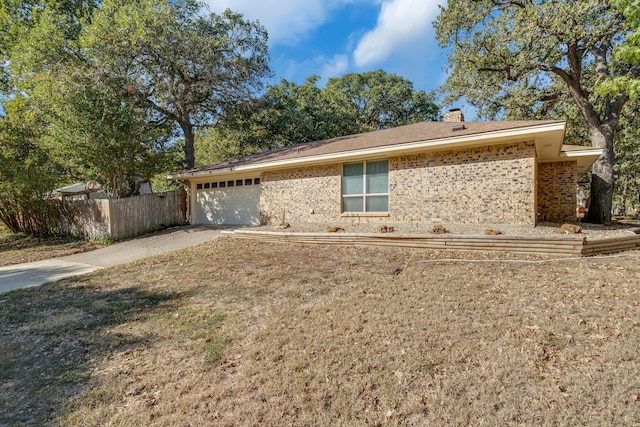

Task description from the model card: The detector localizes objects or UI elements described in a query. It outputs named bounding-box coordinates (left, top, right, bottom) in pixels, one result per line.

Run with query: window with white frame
left=342, top=159, right=389, bottom=213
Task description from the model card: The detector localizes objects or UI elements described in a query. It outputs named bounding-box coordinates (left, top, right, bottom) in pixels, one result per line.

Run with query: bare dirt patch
left=1, top=238, right=639, bottom=425
left=0, top=227, right=103, bottom=267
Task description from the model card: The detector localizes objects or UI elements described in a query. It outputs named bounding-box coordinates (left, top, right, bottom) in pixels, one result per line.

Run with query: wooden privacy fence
left=225, top=229, right=640, bottom=257
left=59, top=190, right=187, bottom=241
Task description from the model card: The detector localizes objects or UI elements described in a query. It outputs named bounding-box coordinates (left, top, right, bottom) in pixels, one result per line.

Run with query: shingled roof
left=169, top=120, right=600, bottom=179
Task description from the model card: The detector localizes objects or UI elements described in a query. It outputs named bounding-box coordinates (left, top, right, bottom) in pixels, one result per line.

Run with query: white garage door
left=194, top=178, right=260, bottom=225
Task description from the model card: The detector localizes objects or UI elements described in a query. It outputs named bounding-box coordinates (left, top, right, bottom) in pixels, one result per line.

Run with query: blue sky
left=204, top=0, right=452, bottom=106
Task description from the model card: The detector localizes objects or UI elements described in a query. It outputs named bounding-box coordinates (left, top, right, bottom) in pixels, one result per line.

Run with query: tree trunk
left=0, top=212, right=20, bottom=234
left=181, top=120, right=195, bottom=170
left=586, top=125, right=615, bottom=223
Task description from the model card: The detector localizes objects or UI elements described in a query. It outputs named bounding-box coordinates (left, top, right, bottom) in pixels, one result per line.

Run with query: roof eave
left=168, top=122, right=567, bottom=179
left=558, top=148, right=604, bottom=176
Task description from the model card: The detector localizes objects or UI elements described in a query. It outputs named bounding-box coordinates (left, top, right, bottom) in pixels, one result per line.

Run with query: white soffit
left=560, top=148, right=604, bottom=176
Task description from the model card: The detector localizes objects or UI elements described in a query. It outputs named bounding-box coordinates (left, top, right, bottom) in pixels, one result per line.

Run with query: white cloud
left=202, top=0, right=448, bottom=93
left=321, top=54, right=350, bottom=80
left=202, top=0, right=340, bottom=45
left=353, top=0, right=442, bottom=67
left=274, top=54, right=350, bottom=86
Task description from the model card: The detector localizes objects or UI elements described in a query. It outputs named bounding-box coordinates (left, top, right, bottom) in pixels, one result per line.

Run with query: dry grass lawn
left=1, top=237, right=640, bottom=425
left=0, top=223, right=103, bottom=267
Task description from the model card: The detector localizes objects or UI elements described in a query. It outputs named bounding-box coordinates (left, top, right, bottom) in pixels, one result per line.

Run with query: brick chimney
left=443, top=108, right=464, bottom=122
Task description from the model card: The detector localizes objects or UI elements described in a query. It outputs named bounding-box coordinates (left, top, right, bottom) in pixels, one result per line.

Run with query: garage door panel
left=195, top=186, right=260, bottom=225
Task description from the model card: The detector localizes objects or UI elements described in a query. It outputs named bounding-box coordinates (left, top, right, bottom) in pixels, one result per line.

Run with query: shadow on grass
left=0, top=233, right=81, bottom=253
left=0, top=278, right=183, bottom=425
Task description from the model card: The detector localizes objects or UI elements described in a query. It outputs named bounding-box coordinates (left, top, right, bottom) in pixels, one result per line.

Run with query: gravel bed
left=252, top=221, right=640, bottom=240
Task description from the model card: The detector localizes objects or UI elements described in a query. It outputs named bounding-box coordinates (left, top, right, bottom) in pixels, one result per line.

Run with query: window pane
left=366, top=195, right=388, bottom=212
left=342, top=162, right=364, bottom=195
left=343, top=196, right=364, bottom=212
left=366, top=160, right=388, bottom=194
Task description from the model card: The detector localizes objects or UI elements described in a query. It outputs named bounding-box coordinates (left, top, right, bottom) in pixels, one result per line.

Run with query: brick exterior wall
left=537, top=161, right=577, bottom=224
left=389, top=141, right=537, bottom=225
left=260, top=141, right=540, bottom=226
left=261, top=165, right=342, bottom=225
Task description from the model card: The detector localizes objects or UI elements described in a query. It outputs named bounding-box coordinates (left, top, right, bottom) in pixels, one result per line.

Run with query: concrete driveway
left=0, top=225, right=226, bottom=294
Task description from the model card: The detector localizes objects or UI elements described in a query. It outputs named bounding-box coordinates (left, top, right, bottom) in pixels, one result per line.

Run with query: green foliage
left=325, top=70, right=439, bottom=132
left=613, top=99, right=640, bottom=210
left=599, top=0, right=640, bottom=98
left=0, top=0, right=98, bottom=94
left=150, top=142, right=186, bottom=191
left=84, top=0, right=271, bottom=170
left=34, top=66, right=172, bottom=198
left=435, top=0, right=636, bottom=223
left=0, top=0, right=198, bottom=233
left=435, top=0, right=630, bottom=120
left=194, top=129, right=245, bottom=167
left=255, top=75, right=358, bottom=147
left=198, top=70, right=439, bottom=165
left=0, top=97, right=62, bottom=236
left=0, top=1, right=99, bottom=234
left=1, top=0, right=174, bottom=202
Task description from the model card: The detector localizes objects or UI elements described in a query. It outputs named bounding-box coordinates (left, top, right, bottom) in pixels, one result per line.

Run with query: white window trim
left=342, top=159, right=389, bottom=213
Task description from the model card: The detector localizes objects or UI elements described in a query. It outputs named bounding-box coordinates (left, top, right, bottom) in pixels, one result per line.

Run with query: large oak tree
left=85, top=0, right=271, bottom=171
left=435, top=0, right=637, bottom=223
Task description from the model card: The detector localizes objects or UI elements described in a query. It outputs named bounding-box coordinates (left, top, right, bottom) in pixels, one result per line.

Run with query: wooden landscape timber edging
left=223, top=230, right=640, bottom=257
left=581, top=233, right=640, bottom=256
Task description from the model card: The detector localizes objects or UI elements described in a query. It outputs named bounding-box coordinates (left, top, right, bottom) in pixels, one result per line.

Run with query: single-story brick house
left=168, top=112, right=602, bottom=227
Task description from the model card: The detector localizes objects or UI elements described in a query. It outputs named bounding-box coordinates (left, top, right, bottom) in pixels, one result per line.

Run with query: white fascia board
left=558, top=148, right=603, bottom=175
left=559, top=148, right=604, bottom=159
left=170, top=122, right=566, bottom=179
